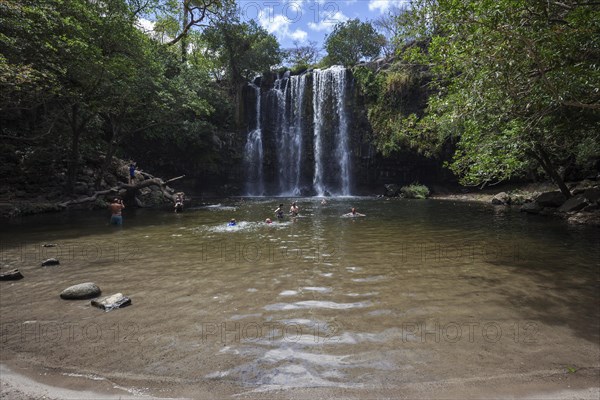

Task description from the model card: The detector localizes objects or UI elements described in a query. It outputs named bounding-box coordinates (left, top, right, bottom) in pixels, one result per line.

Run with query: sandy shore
left=0, top=364, right=164, bottom=400
left=1, top=362, right=599, bottom=400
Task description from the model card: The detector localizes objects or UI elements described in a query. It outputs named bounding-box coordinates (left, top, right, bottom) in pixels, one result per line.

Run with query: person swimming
left=228, top=218, right=237, bottom=226
left=342, top=207, right=365, bottom=217
left=265, top=218, right=272, bottom=224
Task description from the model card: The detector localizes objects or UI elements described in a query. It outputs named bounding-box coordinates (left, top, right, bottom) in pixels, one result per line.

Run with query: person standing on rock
left=128, top=162, right=136, bottom=185
left=109, top=198, right=125, bottom=225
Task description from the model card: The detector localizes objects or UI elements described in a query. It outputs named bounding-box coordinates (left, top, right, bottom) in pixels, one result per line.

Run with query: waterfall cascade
left=243, top=83, right=264, bottom=196
left=244, top=66, right=352, bottom=196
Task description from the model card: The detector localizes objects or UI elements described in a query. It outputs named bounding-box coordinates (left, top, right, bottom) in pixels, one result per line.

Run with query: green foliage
left=0, top=0, right=236, bottom=188
left=394, top=0, right=600, bottom=189
left=566, top=366, right=577, bottom=374
left=202, top=17, right=282, bottom=85
left=324, top=19, right=385, bottom=66
left=353, top=60, right=434, bottom=157
left=400, top=183, right=430, bottom=199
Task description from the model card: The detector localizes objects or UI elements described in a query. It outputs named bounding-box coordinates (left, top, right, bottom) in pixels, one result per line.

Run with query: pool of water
left=1, top=197, right=599, bottom=396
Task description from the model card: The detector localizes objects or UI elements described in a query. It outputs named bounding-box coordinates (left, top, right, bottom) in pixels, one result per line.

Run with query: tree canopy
left=0, top=0, right=235, bottom=191
left=361, top=0, right=600, bottom=195
left=324, top=19, right=385, bottom=67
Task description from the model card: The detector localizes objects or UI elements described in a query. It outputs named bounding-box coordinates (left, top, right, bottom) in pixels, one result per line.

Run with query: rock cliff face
left=239, top=66, right=451, bottom=196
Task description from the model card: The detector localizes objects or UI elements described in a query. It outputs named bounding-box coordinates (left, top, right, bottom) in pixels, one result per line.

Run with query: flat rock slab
left=0, top=269, right=24, bottom=281
left=91, top=293, right=131, bottom=311
left=60, top=282, right=101, bottom=300
left=41, top=258, right=60, bottom=266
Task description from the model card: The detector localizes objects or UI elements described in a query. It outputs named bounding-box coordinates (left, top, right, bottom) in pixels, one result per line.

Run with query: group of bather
left=227, top=201, right=365, bottom=227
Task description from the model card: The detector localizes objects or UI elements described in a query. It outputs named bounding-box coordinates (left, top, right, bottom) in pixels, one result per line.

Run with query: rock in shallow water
left=41, top=258, right=60, bottom=266
left=491, top=192, right=510, bottom=205
left=520, top=202, right=542, bottom=214
left=91, top=293, right=131, bottom=311
left=0, top=269, right=24, bottom=281
left=558, top=196, right=588, bottom=213
left=60, top=282, right=101, bottom=299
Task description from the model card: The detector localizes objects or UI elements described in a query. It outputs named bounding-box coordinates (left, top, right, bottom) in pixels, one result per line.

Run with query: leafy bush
left=400, top=183, right=430, bottom=199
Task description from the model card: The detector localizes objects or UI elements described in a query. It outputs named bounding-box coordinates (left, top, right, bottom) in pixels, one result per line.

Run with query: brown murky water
left=1, top=198, right=599, bottom=397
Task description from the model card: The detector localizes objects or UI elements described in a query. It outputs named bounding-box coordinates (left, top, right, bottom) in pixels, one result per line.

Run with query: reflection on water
left=1, top=198, right=599, bottom=394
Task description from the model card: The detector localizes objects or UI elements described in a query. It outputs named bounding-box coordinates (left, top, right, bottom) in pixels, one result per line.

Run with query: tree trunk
left=59, top=175, right=185, bottom=208
left=532, top=144, right=572, bottom=198
left=181, top=0, right=189, bottom=63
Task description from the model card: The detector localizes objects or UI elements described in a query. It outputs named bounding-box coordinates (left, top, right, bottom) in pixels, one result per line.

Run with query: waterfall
left=244, top=66, right=352, bottom=197
left=273, top=72, right=306, bottom=195
left=290, top=74, right=306, bottom=194
left=312, top=66, right=351, bottom=196
left=243, top=83, right=264, bottom=196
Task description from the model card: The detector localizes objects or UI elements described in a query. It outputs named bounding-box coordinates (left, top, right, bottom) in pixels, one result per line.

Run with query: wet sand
left=2, top=362, right=599, bottom=399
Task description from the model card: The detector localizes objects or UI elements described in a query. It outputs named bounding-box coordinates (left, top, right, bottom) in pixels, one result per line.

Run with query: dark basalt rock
left=521, top=202, right=542, bottom=214
left=558, top=196, right=588, bottom=213
left=0, top=269, right=24, bottom=281
left=535, top=191, right=566, bottom=207
left=41, top=258, right=60, bottom=266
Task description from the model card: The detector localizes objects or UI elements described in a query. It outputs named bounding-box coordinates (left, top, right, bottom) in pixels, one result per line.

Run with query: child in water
left=274, top=204, right=284, bottom=220
left=228, top=218, right=237, bottom=226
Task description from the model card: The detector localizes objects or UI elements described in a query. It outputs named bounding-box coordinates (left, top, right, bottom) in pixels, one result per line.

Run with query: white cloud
left=259, top=13, right=290, bottom=34
left=258, top=10, right=309, bottom=43
left=368, top=0, right=409, bottom=14
left=136, top=17, right=155, bottom=32
left=307, top=11, right=349, bottom=32
left=290, top=29, right=308, bottom=41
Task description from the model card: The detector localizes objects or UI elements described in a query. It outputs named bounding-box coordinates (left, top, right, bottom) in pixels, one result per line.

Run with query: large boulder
left=492, top=192, right=510, bottom=205
left=41, top=258, right=60, bottom=266
left=535, top=191, right=566, bottom=207
left=60, top=282, right=101, bottom=299
left=558, top=196, right=588, bottom=213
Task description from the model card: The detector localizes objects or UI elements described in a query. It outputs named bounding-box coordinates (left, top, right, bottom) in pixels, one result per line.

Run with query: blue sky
left=137, top=1, right=410, bottom=51
left=238, top=0, right=410, bottom=49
